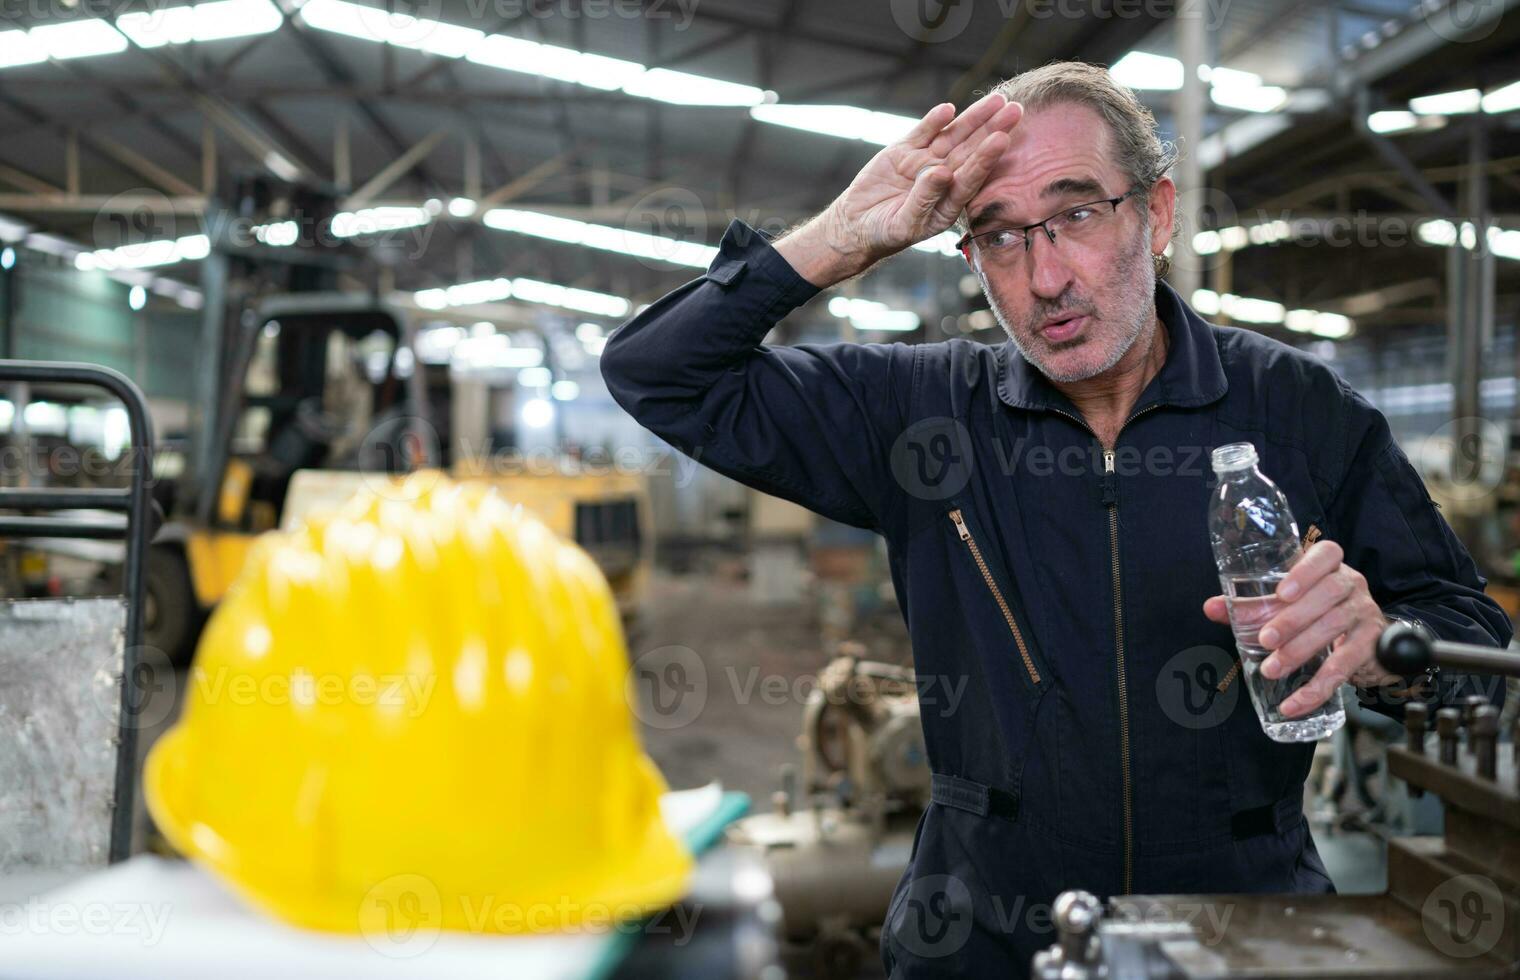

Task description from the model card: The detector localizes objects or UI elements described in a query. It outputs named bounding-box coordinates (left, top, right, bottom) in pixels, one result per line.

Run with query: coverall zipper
left=1050, top=403, right=1157, bottom=897
left=949, top=508, right=1042, bottom=686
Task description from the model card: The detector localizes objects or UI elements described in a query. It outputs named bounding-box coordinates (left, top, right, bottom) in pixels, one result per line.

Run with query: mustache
left=1025, top=299, right=1097, bottom=329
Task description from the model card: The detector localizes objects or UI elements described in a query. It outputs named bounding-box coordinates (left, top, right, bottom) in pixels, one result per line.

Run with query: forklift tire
left=145, top=547, right=201, bottom=667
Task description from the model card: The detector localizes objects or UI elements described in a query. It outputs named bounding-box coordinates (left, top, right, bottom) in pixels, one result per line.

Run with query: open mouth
left=1040, top=314, right=1088, bottom=342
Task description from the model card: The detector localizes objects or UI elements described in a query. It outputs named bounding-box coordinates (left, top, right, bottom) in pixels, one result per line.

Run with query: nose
left=1026, top=230, right=1074, bottom=301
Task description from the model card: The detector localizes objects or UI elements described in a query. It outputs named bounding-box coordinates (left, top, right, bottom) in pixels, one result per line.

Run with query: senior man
left=601, top=62, right=1512, bottom=976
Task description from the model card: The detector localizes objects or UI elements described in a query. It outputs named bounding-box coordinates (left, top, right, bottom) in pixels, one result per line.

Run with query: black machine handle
left=1377, top=620, right=1520, bottom=679
left=0, top=360, right=156, bottom=863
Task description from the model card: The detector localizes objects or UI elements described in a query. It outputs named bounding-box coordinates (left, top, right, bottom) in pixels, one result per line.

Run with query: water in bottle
left=1208, top=442, right=1346, bottom=742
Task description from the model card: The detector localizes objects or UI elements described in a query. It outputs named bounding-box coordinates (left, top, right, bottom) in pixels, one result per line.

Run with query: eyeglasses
left=957, top=186, right=1141, bottom=263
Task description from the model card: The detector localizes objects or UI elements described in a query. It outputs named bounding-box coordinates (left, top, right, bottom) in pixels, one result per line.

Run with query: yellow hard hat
left=145, top=473, right=692, bottom=935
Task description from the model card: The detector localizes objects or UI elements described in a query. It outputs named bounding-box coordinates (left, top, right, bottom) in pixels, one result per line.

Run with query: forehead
left=966, top=103, right=1123, bottom=224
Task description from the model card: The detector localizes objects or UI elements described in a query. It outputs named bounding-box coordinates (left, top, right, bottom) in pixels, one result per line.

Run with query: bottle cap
left=1212, top=442, right=1259, bottom=474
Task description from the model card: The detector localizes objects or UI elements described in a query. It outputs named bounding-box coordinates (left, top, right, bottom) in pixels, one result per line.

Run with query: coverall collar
left=995, top=278, right=1230, bottom=417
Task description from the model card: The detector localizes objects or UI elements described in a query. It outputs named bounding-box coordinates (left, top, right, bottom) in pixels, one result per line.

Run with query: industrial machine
left=1033, top=622, right=1520, bottom=979
left=725, top=647, right=930, bottom=976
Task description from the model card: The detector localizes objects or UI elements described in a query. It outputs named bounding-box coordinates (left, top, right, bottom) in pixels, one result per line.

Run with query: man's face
left=963, top=104, right=1175, bottom=384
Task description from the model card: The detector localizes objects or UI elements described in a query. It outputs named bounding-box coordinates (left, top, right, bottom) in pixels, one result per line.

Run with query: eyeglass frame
left=955, top=185, right=1143, bottom=261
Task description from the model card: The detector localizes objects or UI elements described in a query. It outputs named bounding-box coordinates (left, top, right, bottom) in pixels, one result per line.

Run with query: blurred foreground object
left=145, top=472, right=692, bottom=935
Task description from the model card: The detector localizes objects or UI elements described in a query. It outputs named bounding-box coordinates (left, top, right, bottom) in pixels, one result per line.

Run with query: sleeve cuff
left=706, top=219, right=822, bottom=311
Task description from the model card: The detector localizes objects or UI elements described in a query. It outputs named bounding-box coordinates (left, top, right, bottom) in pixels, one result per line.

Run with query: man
left=601, top=62, right=1512, bottom=976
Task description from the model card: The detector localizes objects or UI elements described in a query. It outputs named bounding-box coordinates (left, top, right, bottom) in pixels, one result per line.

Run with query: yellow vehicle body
left=185, top=464, right=652, bottom=623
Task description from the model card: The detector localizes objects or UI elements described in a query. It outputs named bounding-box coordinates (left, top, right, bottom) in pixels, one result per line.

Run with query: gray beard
left=987, top=223, right=1157, bottom=384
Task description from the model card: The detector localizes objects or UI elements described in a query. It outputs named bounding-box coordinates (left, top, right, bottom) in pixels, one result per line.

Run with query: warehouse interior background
left=1, top=0, right=1519, bottom=977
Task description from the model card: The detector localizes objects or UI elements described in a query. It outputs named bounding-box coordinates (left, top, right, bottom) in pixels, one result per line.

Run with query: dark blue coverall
left=600, top=219, right=1514, bottom=977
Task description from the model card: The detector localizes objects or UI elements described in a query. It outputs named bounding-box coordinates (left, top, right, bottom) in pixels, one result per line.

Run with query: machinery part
left=725, top=807, right=912, bottom=944
left=1406, top=701, right=1428, bottom=753
left=0, top=360, right=155, bottom=865
left=145, top=474, right=692, bottom=934
left=1032, top=890, right=1107, bottom=979
left=726, top=649, right=926, bottom=960
left=1377, top=620, right=1520, bottom=677
left=1472, top=705, right=1500, bottom=780
left=1437, top=707, right=1462, bottom=766
left=143, top=545, right=200, bottom=666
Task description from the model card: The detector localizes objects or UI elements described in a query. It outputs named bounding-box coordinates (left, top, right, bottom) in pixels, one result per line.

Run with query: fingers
left=1278, top=619, right=1376, bottom=717
left=1262, top=595, right=1359, bottom=679
left=903, top=102, right=957, bottom=149
left=1276, top=539, right=1342, bottom=601
left=901, top=164, right=954, bottom=228
left=924, top=92, right=1005, bottom=154
left=1202, top=595, right=1230, bottom=624
left=1258, top=568, right=1354, bottom=662
left=941, top=130, right=1010, bottom=215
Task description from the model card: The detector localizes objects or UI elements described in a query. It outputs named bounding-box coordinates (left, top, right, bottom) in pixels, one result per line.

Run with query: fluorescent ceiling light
left=912, top=232, right=962, bottom=257
left=1409, top=88, right=1481, bottom=115
left=1481, top=79, right=1520, bottom=114
left=748, top=104, right=918, bottom=145
left=483, top=207, right=719, bottom=268
left=330, top=207, right=429, bottom=237
left=447, top=197, right=477, bottom=218
left=117, top=0, right=283, bottom=48
left=1202, top=66, right=1260, bottom=88
left=466, top=34, right=644, bottom=89
left=78, top=234, right=210, bottom=271
left=1368, top=110, right=1419, bottom=133
left=1210, top=84, right=1286, bottom=113
left=517, top=366, right=552, bottom=387
left=299, top=0, right=483, bottom=56
left=1110, top=51, right=1183, bottom=90
left=253, top=220, right=299, bottom=246
left=0, top=30, right=44, bottom=68
left=413, top=275, right=630, bottom=318
left=31, top=20, right=128, bottom=60
left=827, top=296, right=920, bottom=332
left=621, top=67, right=769, bottom=107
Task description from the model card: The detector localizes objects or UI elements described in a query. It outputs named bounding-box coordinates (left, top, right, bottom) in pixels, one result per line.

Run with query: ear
left=1146, top=177, right=1176, bottom=258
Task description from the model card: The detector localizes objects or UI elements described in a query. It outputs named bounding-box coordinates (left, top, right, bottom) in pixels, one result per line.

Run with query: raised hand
left=775, top=92, right=1024, bottom=288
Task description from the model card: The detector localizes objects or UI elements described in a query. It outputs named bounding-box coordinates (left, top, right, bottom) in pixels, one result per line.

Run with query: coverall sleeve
left=1327, top=382, right=1515, bottom=718
left=600, top=219, right=916, bottom=532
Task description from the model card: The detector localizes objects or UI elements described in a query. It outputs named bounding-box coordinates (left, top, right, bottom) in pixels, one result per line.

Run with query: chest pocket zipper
left=1216, top=522, right=1323, bottom=694
left=948, top=509, right=1043, bottom=687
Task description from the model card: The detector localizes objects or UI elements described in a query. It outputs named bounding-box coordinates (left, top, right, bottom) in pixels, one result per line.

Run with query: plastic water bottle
left=1208, top=442, right=1346, bottom=742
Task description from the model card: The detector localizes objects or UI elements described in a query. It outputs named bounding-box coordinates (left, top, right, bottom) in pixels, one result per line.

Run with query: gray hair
left=972, top=61, right=1180, bottom=276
